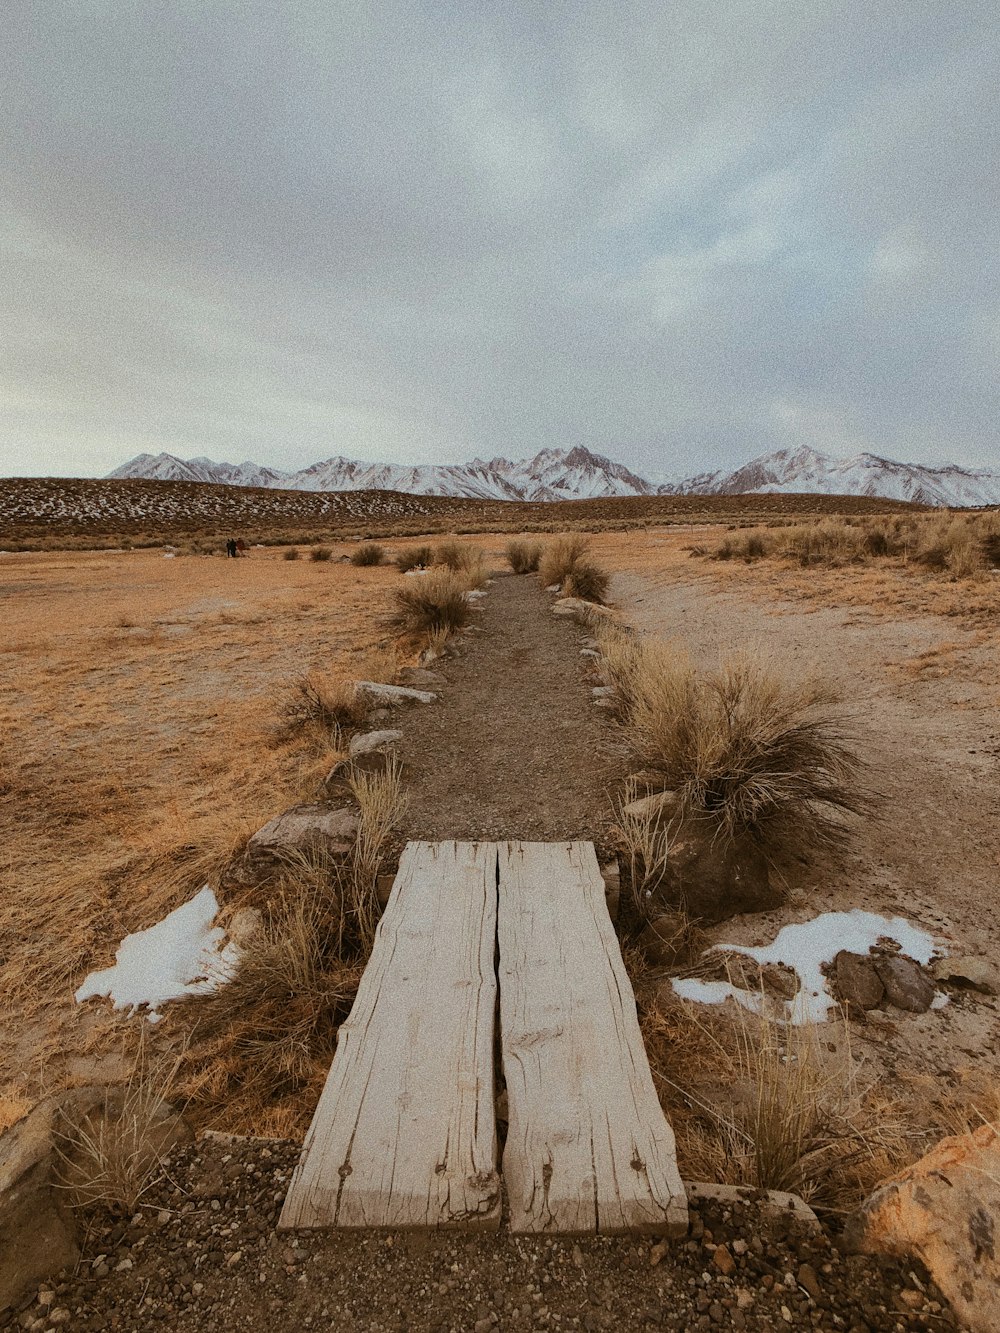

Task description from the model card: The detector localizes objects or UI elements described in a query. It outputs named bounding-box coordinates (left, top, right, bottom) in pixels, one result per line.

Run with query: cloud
left=1, top=1, right=997, bottom=478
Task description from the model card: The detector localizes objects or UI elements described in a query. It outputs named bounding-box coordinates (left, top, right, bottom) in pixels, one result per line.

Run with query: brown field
left=3, top=515, right=998, bottom=1210
left=0, top=543, right=420, bottom=1127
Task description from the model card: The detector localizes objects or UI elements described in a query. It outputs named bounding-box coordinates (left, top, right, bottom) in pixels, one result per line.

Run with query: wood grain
left=497, top=840, right=688, bottom=1235
left=279, top=841, right=501, bottom=1229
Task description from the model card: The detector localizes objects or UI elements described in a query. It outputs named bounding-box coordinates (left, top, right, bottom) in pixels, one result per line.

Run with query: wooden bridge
left=278, top=841, right=687, bottom=1235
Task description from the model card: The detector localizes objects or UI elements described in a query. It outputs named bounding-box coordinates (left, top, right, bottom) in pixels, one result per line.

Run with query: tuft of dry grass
left=506, top=539, right=542, bottom=574
left=395, top=545, right=434, bottom=573
left=55, top=1032, right=187, bottom=1214
left=350, top=543, right=385, bottom=567
left=391, top=569, right=473, bottom=640
left=563, top=559, right=610, bottom=603
left=614, top=776, right=674, bottom=919
left=282, top=547, right=300, bottom=561
left=624, top=643, right=868, bottom=858
left=309, top=545, right=333, bottom=562
left=538, top=533, right=590, bottom=588
left=347, top=756, right=407, bottom=953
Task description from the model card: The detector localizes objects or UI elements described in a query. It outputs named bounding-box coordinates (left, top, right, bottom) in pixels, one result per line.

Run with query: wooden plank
left=279, top=841, right=501, bottom=1229
left=497, top=840, right=688, bottom=1235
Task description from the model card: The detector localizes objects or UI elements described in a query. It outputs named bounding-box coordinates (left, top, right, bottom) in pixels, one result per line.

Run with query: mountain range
left=108, top=444, right=1000, bottom=508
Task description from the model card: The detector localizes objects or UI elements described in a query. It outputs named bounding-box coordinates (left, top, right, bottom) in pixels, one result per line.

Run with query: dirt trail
left=397, top=572, right=626, bottom=845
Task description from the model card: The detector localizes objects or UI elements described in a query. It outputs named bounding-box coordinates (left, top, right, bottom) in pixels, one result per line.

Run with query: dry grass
left=309, top=545, right=333, bottom=562
left=391, top=569, right=473, bottom=640
left=281, top=672, right=366, bottom=745
left=538, top=533, right=590, bottom=588
left=614, top=777, right=674, bottom=919
left=395, top=545, right=434, bottom=573
left=635, top=980, right=911, bottom=1211
left=348, top=757, right=407, bottom=952
left=350, top=542, right=385, bottom=566
left=505, top=538, right=542, bottom=574
left=282, top=547, right=300, bottom=561
left=54, top=1031, right=187, bottom=1213
left=563, top=559, right=610, bottom=604
left=622, top=642, right=868, bottom=858
left=0, top=547, right=400, bottom=1123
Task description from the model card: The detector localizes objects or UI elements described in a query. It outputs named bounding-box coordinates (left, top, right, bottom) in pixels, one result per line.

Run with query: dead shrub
left=434, top=540, right=467, bottom=570
left=391, top=570, right=472, bottom=639
left=538, top=533, right=590, bottom=588
left=309, top=546, right=333, bottom=562
left=282, top=547, right=300, bottom=561
left=563, top=559, right=610, bottom=604
left=506, top=539, right=542, bottom=574
left=350, top=543, right=385, bottom=566
left=627, top=645, right=868, bottom=858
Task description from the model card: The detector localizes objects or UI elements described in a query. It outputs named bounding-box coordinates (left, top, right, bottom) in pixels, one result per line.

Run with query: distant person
left=226, top=538, right=237, bottom=558
left=236, top=538, right=248, bottom=556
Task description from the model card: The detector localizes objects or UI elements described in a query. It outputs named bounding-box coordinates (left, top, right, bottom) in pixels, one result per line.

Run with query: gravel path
left=396, top=573, right=627, bottom=845
left=2, top=1137, right=956, bottom=1333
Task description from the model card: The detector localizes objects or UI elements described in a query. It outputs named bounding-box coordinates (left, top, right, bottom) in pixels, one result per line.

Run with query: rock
left=713, top=1244, right=735, bottom=1276
left=931, top=955, right=1000, bottom=995
left=651, top=818, right=779, bottom=923
left=348, top=729, right=403, bottom=757
left=622, top=790, right=682, bottom=824
left=592, top=685, right=615, bottom=698
left=797, top=1263, right=822, bottom=1300
left=833, top=952, right=886, bottom=1010
left=355, top=681, right=436, bottom=705
left=226, top=907, right=263, bottom=947
left=580, top=648, right=600, bottom=658
left=640, top=912, right=692, bottom=968
left=397, top=667, right=445, bottom=687
left=552, top=597, right=589, bottom=616
left=684, top=1181, right=820, bottom=1230
left=873, top=955, right=936, bottom=1013
left=247, top=804, right=357, bottom=857
left=847, top=1122, right=1000, bottom=1333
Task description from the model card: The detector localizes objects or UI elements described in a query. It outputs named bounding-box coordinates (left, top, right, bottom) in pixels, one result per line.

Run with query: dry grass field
left=0, top=544, right=411, bottom=1128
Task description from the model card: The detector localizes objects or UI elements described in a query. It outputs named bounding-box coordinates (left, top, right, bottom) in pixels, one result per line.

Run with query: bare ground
left=610, top=563, right=1000, bottom=1124
left=396, top=572, right=627, bottom=846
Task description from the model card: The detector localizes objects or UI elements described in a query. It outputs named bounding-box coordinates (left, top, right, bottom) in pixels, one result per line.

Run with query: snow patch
left=76, top=886, right=237, bottom=1021
left=672, top=909, right=939, bottom=1024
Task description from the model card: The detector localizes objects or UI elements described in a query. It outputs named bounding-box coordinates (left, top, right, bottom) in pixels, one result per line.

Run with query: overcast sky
left=2, top=2, right=998, bottom=480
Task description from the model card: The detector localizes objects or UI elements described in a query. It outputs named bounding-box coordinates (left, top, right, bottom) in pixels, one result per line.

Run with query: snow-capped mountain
left=661, top=445, right=1000, bottom=508
left=107, top=446, right=657, bottom=503
left=107, top=445, right=1000, bottom=507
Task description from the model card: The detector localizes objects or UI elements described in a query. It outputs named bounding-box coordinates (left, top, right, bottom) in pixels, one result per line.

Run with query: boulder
left=832, top=951, right=886, bottom=1010
left=591, top=685, right=615, bottom=698
left=874, top=954, right=936, bottom=1013
left=847, top=1122, right=1000, bottom=1333
left=247, top=804, right=357, bottom=858
left=932, top=955, right=1000, bottom=995
left=650, top=818, right=779, bottom=923
left=355, top=681, right=436, bottom=705
left=348, top=729, right=403, bottom=757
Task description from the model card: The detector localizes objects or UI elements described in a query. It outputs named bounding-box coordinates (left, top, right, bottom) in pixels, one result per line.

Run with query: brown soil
left=396, top=572, right=626, bottom=846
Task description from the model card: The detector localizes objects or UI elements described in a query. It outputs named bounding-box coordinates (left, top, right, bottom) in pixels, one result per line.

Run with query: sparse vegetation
left=505, top=538, right=542, bottom=574
left=350, top=542, right=385, bottom=566
left=623, top=643, right=868, bottom=858
left=348, top=757, right=407, bottom=953
left=563, top=559, right=610, bottom=603
left=309, top=546, right=333, bottom=562
left=282, top=672, right=366, bottom=743
left=282, top=547, right=300, bottom=561
left=395, top=545, right=434, bottom=572
left=391, top=569, right=473, bottom=640
left=538, top=533, right=590, bottom=588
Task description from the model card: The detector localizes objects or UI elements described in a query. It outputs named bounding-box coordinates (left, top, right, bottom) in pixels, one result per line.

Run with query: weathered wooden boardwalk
left=279, top=840, right=687, bottom=1235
